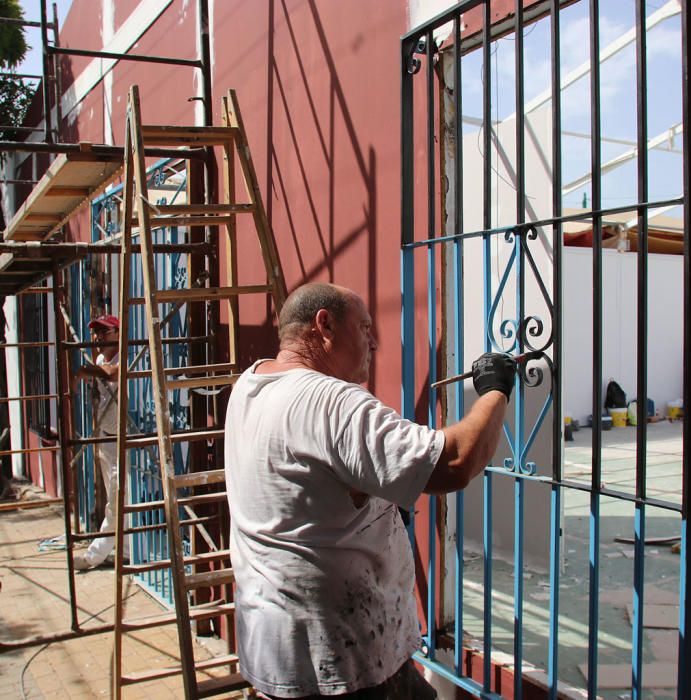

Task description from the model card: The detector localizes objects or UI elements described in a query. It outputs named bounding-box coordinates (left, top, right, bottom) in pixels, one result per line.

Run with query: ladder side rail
left=51, top=263, right=79, bottom=632
left=221, top=98, right=239, bottom=367
left=128, top=84, right=198, bottom=699
left=112, top=108, right=136, bottom=700
left=226, top=89, right=287, bottom=311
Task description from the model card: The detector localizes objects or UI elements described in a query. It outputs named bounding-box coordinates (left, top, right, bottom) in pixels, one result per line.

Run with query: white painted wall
left=3, top=296, right=25, bottom=478
left=563, top=247, right=684, bottom=424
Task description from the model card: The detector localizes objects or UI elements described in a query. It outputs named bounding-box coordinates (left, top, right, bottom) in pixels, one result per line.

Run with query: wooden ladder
left=111, top=84, right=286, bottom=699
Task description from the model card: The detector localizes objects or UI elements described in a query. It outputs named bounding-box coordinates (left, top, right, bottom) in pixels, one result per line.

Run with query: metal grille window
left=20, top=287, right=50, bottom=436
left=401, top=1, right=688, bottom=698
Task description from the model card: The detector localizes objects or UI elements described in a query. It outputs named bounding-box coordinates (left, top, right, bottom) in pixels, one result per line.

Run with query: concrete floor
left=460, top=419, right=683, bottom=699
left=0, top=504, right=240, bottom=699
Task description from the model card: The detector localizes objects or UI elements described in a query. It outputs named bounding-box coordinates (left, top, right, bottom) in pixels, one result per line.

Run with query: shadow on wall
left=258, top=0, right=379, bottom=390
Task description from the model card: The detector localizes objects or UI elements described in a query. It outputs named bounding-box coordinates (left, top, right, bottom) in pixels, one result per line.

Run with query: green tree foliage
left=0, top=0, right=28, bottom=68
left=0, top=0, right=33, bottom=142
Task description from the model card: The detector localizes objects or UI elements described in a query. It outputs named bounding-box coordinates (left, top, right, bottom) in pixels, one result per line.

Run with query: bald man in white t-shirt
left=224, top=283, right=516, bottom=699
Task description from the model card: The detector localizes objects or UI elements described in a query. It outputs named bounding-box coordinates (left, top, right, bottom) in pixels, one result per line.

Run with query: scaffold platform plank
left=3, top=147, right=123, bottom=242
left=0, top=242, right=89, bottom=295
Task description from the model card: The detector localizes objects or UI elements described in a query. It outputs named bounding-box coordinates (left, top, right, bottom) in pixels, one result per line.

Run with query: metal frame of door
left=401, top=1, right=689, bottom=698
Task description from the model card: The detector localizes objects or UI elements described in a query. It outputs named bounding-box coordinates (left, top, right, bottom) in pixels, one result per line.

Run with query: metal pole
left=40, top=0, right=53, bottom=143
left=51, top=263, right=79, bottom=631
left=52, top=2, right=62, bottom=141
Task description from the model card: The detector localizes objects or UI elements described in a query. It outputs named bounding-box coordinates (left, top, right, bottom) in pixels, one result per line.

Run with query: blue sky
left=17, top=0, right=73, bottom=77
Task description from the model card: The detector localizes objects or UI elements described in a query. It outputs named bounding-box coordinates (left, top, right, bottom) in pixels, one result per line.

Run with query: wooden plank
left=121, top=654, right=240, bottom=684
left=3, top=152, right=123, bottom=241
left=121, top=603, right=235, bottom=631
left=124, top=492, right=226, bottom=513
left=174, top=469, right=226, bottom=488
left=146, top=214, right=245, bottom=227
left=127, top=362, right=236, bottom=379
left=184, top=567, right=235, bottom=591
left=124, top=428, right=224, bottom=448
left=140, top=125, right=235, bottom=146
left=165, top=374, right=240, bottom=390
left=147, top=203, right=254, bottom=215
left=197, top=673, right=249, bottom=698
left=122, top=548, right=231, bottom=575
left=45, top=186, right=90, bottom=197
left=152, top=284, right=273, bottom=303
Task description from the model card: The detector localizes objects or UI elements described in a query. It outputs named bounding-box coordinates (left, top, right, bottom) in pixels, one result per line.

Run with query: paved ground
left=0, top=504, right=240, bottom=699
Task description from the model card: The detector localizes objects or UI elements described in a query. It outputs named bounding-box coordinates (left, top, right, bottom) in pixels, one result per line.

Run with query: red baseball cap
left=88, top=314, right=120, bottom=331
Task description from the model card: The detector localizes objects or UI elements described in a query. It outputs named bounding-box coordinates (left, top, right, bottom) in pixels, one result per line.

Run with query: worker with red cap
left=72, top=314, right=128, bottom=570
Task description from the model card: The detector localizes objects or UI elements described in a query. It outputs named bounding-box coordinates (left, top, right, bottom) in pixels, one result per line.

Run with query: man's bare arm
left=424, top=391, right=507, bottom=494
left=423, top=352, right=516, bottom=494
left=75, top=360, right=118, bottom=383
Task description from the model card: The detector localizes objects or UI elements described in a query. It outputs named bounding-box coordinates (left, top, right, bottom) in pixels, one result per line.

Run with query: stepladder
left=111, top=84, right=286, bottom=699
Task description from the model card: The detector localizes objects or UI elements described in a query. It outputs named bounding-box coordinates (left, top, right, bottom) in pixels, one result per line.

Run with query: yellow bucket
left=608, top=407, right=628, bottom=428
left=668, top=400, right=683, bottom=419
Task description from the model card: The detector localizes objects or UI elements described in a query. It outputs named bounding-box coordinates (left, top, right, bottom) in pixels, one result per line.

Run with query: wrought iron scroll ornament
left=405, top=35, right=440, bottom=75
left=484, top=226, right=555, bottom=476
left=488, top=226, right=554, bottom=357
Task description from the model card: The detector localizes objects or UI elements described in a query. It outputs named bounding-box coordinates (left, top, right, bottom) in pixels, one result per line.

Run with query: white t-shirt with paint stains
left=224, top=361, right=444, bottom=698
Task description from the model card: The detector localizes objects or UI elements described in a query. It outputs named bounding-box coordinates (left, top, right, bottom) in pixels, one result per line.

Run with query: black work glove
left=472, top=352, right=517, bottom=400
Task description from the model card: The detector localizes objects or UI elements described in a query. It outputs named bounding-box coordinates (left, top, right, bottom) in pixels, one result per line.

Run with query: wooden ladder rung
left=174, top=469, right=226, bottom=488
left=127, top=362, right=237, bottom=380
left=165, top=374, right=240, bottom=390
left=121, top=602, right=235, bottom=632
left=149, top=203, right=254, bottom=215
left=185, top=567, right=235, bottom=591
left=140, top=124, right=236, bottom=145
left=123, top=548, right=231, bottom=575
left=197, top=673, right=250, bottom=698
left=127, top=285, right=274, bottom=305
left=124, top=491, right=226, bottom=513
left=125, top=428, right=224, bottom=448
left=147, top=215, right=245, bottom=228
left=121, top=514, right=217, bottom=536
left=121, top=653, right=240, bottom=685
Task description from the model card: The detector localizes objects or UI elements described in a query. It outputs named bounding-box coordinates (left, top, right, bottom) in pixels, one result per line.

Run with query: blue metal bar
left=427, top=242, right=437, bottom=657
left=587, top=2, right=603, bottom=697
left=483, top=471, right=493, bottom=690
left=548, top=485, right=561, bottom=699
left=631, top=1, right=649, bottom=696
left=678, top=1, right=690, bottom=697
left=401, top=248, right=416, bottom=550
left=452, top=11, right=465, bottom=667
left=513, top=478, right=524, bottom=700
left=414, top=651, right=504, bottom=699
left=481, top=3, right=493, bottom=689
left=632, top=505, right=645, bottom=698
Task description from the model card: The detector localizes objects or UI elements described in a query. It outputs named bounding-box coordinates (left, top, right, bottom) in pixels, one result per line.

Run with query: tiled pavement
left=0, top=504, right=240, bottom=699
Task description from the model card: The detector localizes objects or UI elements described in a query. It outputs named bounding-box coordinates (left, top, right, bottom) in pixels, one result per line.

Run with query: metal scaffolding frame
left=0, top=0, right=216, bottom=652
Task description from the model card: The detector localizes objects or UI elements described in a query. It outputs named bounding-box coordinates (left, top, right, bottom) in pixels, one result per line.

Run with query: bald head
left=278, top=283, right=350, bottom=345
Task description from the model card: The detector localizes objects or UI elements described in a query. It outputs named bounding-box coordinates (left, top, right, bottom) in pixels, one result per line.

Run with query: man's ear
left=314, top=308, right=334, bottom=339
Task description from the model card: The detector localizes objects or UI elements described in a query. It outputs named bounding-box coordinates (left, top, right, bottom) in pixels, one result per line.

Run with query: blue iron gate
left=77, top=158, right=191, bottom=605
left=401, top=1, right=688, bottom=698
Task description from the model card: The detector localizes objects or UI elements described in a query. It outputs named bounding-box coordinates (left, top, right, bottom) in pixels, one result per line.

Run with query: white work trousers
left=83, top=437, right=129, bottom=565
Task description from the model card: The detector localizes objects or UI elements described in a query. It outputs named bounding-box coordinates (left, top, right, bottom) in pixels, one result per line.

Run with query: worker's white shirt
left=95, top=353, right=118, bottom=435
left=224, top=361, right=444, bottom=697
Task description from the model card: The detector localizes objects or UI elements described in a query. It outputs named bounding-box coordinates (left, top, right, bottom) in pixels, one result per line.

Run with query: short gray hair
left=278, top=283, right=349, bottom=343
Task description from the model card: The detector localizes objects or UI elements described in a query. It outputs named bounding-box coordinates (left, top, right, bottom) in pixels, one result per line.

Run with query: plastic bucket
left=667, top=400, right=683, bottom=419
left=608, top=407, right=627, bottom=428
